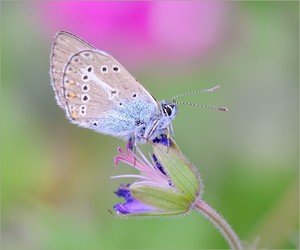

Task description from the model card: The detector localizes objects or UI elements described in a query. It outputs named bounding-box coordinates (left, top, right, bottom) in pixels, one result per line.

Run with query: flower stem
left=194, top=199, right=243, bottom=249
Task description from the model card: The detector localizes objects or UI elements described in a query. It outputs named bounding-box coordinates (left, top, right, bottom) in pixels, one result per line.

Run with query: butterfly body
left=50, top=31, right=177, bottom=143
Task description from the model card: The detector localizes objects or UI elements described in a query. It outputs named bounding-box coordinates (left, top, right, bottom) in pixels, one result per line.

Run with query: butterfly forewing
left=51, top=31, right=158, bottom=136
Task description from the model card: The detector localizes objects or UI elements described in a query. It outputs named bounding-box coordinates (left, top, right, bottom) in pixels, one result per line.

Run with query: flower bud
left=112, top=137, right=202, bottom=216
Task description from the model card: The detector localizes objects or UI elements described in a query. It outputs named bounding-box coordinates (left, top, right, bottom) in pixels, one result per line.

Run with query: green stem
left=194, top=199, right=243, bottom=249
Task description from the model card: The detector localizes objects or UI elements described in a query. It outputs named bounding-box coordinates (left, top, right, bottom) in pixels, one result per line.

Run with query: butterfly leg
left=166, top=122, right=176, bottom=150
left=128, top=135, right=137, bottom=166
left=166, top=128, right=171, bottom=151
left=169, top=122, right=175, bottom=137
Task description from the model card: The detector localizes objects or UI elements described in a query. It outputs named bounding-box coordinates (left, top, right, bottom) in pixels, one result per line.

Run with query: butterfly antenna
left=167, top=85, right=221, bottom=101
left=175, top=101, right=229, bottom=111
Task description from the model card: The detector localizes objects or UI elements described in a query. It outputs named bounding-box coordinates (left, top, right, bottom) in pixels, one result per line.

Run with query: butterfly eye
left=163, top=105, right=173, bottom=116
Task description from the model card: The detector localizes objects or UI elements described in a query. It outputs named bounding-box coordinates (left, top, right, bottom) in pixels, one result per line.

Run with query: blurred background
left=1, top=1, right=298, bottom=249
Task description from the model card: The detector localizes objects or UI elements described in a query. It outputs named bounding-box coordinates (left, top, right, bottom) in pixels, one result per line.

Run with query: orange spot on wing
left=69, top=79, right=75, bottom=85
left=67, top=92, right=76, bottom=99
left=71, top=111, right=78, bottom=118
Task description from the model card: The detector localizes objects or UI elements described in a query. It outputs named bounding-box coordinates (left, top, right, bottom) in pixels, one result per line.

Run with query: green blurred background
left=1, top=1, right=298, bottom=249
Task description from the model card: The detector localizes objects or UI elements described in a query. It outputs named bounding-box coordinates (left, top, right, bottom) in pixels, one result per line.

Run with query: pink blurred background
left=39, top=1, right=230, bottom=66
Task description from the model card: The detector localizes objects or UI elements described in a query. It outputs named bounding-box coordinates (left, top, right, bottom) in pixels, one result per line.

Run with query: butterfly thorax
left=136, top=100, right=178, bottom=143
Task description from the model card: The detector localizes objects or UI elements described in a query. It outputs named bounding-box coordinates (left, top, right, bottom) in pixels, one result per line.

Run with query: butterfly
left=50, top=31, right=228, bottom=144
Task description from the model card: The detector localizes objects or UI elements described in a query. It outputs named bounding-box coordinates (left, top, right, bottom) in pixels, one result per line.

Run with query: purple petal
left=114, top=184, right=158, bottom=215
left=152, top=154, right=167, bottom=176
left=152, top=134, right=172, bottom=147
left=114, top=199, right=157, bottom=215
left=114, top=184, right=133, bottom=202
left=152, top=154, right=158, bottom=162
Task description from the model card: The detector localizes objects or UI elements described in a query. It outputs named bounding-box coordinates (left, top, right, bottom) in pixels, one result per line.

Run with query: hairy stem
left=194, top=199, right=243, bottom=249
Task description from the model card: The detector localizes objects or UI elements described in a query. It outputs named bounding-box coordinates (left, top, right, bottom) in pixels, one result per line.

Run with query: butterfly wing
left=50, top=31, right=96, bottom=109
left=50, top=31, right=159, bottom=138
